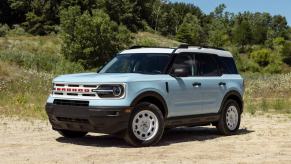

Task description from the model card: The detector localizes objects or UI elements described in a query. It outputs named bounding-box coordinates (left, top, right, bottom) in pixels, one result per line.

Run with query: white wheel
left=132, top=110, right=159, bottom=141
left=216, top=99, right=241, bottom=135
left=226, top=106, right=239, bottom=131
left=124, top=102, right=164, bottom=146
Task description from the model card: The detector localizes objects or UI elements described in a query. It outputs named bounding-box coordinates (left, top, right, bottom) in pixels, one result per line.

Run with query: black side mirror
left=171, top=67, right=189, bottom=77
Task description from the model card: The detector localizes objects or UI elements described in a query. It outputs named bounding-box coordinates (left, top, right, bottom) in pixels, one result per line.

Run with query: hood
left=53, top=72, right=170, bottom=83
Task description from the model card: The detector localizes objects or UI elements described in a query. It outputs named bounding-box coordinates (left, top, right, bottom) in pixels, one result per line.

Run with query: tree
left=60, top=7, right=132, bottom=68
left=207, top=19, right=229, bottom=47
left=232, top=16, right=252, bottom=50
left=158, top=8, right=179, bottom=36
left=248, top=12, right=271, bottom=44
left=105, top=0, right=156, bottom=32
left=176, top=13, right=202, bottom=45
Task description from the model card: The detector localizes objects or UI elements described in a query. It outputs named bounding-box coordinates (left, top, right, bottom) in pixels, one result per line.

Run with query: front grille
left=53, top=99, right=89, bottom=106
left=56, top=117, right=89, bottom=124
left=53, top=83, right=98, bottom=98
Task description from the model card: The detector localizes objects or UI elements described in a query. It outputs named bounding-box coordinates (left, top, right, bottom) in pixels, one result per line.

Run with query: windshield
left=99, top=53, right=171, bottom=74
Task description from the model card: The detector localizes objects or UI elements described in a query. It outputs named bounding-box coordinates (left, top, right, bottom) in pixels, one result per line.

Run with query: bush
left=0, top=24, right=10, bottom=37
left=281, top=41, right=291, bottom=65
left=233, top=52, right=260, bottom=73
left=250, top=48, right=273, bottom=67
left=7, top=25, right=29, bottom=36
left=60, top=7, right=132, bottom=69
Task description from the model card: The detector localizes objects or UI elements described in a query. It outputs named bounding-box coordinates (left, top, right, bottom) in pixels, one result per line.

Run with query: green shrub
left=237, top=56, right=261, bottom=73
left=250, top=48, right=273, bottom=67
left=7, top=25, right=29, bottom=36
left=249, top=48, right=283, bottom=73
left=0, top=24, right=10, bottom=37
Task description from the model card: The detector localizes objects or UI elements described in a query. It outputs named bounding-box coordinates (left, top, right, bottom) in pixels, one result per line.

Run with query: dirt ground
left=0, top=114, right=291, bottom=164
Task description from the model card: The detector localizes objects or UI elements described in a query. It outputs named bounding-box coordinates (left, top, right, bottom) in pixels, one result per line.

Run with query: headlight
left=95, top=84, right=125, bottom=98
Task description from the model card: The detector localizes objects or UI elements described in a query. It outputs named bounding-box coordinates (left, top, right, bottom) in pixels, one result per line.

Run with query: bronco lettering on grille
left=54, top=88, right=90, bottom=93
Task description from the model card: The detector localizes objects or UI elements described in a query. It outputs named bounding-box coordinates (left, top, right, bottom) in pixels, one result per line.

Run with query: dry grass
left=244, top=73, right=291, bottom=114
left=133, top=32, right=181, bottom=47
left=0, top=35, right=61, bottom=56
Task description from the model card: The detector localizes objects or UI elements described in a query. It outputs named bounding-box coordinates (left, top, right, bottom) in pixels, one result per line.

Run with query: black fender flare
left=130, top=91, right=168, bottom=117
left=219, top=90, right=243, bottom=113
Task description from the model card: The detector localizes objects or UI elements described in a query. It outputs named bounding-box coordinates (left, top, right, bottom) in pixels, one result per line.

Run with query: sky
left=171, top=0, right=291, bottom=25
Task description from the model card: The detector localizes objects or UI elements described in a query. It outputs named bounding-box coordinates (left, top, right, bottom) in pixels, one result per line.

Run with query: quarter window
left=195, top=53, right=220, bottom=76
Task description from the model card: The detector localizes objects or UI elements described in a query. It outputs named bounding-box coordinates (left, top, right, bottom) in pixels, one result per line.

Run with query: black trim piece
left=166, top=113, right=220, bottom=127
left=219, top=91, right=243, bottom=113
left=165, top=82, right=169, bottom=93
left=129, top=45, right=173, bottom=49
left=53, top=99, right=89, bottom=106
left=131, top=91, right=168, bottom=117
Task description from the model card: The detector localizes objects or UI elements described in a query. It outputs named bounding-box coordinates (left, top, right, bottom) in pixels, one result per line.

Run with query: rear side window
left=195, top=53, right=221, bottom=76
left=219, top=57, right=238, bottom=74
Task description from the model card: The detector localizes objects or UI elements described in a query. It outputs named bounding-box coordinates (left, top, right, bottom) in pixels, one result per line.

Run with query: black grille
left=56, top=117, right=89, bottom=124
left=53, top=99, right=89, bottom=106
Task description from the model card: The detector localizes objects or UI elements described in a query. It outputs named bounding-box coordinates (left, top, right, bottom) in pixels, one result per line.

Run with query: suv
left=46, top=44, right=244, bottom=146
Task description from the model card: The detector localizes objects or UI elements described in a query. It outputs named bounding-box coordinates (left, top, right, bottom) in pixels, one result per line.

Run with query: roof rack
left=177, top=44, right=226, bottom=51
left=129, top=45, right=172, bottom=49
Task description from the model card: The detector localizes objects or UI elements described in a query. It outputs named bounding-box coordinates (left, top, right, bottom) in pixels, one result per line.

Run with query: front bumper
left=45, top=103, right=132, bottom=134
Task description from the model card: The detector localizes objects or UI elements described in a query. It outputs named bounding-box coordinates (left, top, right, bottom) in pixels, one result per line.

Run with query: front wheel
left=124, top=102, right=164, bottom=147
left=58, top=130, right=87, bottom=138
left=216, top=99, right=241, bottom=135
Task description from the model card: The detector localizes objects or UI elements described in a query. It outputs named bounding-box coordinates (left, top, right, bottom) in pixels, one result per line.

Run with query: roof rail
left=129, top=45, right=172, bottom=49
left=177, top=44, right=226, bottom=51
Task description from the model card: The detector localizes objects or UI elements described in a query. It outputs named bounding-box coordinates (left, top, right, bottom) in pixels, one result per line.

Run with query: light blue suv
left=46, top=44, right=244, bottom=146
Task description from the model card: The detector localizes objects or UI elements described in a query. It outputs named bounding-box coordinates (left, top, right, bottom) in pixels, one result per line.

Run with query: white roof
left=120, top=47, right=233, bottom=57
left=120, top=48, right=174, bottom=54
left=175, top=47, right=233, bottom=57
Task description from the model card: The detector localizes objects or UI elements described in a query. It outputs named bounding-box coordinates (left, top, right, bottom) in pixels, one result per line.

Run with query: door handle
left=219, top=82, right=226, bottom=86
left=192, top=82, right=201, bottom=87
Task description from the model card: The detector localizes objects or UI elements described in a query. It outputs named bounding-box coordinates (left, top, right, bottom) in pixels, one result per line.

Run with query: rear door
left=194, top=53, right=226, bottom=114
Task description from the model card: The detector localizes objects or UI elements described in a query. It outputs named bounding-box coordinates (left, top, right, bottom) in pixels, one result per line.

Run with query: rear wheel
left=124, top=102, right=164, bottom=147
left=58, top=130, right=87, bottom=138
left=216, top=99, right=241, bottom=135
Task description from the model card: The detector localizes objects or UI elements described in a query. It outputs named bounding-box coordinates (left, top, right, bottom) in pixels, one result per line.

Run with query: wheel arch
left=219, top=90, right=243, bottom=113
left=130, top=91, right=168, bottom=118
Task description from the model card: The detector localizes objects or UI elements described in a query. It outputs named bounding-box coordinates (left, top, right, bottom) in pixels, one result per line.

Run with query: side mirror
left=170, top=67, right=189, bottom=77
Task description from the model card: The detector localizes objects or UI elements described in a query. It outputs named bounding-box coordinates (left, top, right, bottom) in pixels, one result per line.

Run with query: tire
left=124, top=102, right=164, bottom=147
left=58, top=130, right=87, bottom=138
left=216, top=99, right=241, bottom=135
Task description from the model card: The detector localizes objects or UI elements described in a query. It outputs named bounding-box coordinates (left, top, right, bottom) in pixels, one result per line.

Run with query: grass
left=0, top=63, right=52, bottom=119
left=0, top=34, right=290, bottom=119
left=244, top=73, right=291, bottom=114
left=133, top=32, right=181, bottom=47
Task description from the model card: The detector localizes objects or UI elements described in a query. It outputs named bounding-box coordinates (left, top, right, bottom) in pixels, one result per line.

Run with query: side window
left=219, top=56, right=238, bottom=74
left=171, top=54, right=194, bottom=77
left=195, top=53, right=221, bottom=76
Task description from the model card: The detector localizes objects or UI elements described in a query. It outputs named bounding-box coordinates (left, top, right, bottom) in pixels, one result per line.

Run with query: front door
left=168, top=53, right=203, bottom=117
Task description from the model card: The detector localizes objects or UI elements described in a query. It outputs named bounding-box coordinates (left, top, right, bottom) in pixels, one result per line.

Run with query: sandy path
left=0, top=114, right=291, bottom=164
